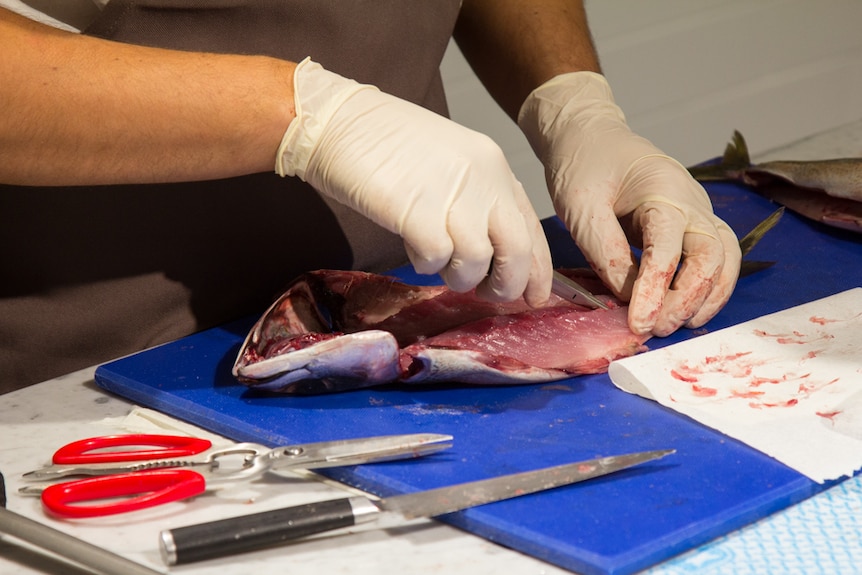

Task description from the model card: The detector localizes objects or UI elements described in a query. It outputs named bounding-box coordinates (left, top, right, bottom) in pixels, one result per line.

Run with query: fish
left=232, top=269, right=648, bottom=394
left=688, top=130, right=862, bottom=232
left=232, top=212, right=781, bottom=395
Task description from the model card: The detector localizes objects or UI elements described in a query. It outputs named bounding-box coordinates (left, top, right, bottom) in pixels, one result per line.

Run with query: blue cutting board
left=95, top=180, right=862, bottom=575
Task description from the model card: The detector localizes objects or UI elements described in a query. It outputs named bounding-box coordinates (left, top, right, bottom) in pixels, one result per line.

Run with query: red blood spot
left=691, top=384, right=717, bottom=397
left=731, top=389, right=764, bottom=398
left=749, top=376, right=783, bottom=387
left=704, top=351, right=753, bottom=364
left=777, top=335, right=806, bottom=344
left=671, top=369, right=698, bottom=383
left=756, top=398, right=799, bottom=409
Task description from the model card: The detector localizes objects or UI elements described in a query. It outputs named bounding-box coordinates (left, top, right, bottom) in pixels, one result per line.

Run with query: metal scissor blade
left=551, top=270, right=609, bottom=310
left=21, top=456, right=218, bottom=480
left=265, top=433, right=453, bottom=473
left=22, top=461, right=184, bottom=480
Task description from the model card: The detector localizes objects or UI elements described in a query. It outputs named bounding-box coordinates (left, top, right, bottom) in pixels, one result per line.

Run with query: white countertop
left=4, top=121, right=862, bottom=575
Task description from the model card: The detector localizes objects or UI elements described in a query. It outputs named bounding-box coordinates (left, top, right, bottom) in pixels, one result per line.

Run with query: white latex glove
left=277, top=58, right=552, bottom=306
left=518, top=72, right=741, bottom=336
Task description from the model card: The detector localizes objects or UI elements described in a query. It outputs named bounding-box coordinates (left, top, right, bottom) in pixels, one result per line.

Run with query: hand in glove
left=277, top=59, right=552, bottom=306
left=519, top=72, right=741, bottom=336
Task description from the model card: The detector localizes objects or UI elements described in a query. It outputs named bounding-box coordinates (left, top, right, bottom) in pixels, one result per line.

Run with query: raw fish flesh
left=688, top=130, right=862, bottom=232
left=233, top=269, right=648, bottom=394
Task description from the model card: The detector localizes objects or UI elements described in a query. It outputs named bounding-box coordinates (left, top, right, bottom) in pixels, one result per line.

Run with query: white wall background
left=441, top=0, right=862, bottom=219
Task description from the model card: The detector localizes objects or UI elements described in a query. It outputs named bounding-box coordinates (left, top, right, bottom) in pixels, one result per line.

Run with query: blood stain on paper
left=704, top=351, right=753, bottom=364
left=670, top=369, right=699, bottom=383
left=670, top=352, right=758, bottom=385
left=753, top=329, right=835, bottom=345
left=749, top=373, right=805, bottom=387
left=816, top=410, right=841, bottom=423
left=667, top=347, right=839, bottom=410
left=731, top=389, right=764, bottom=399
left=691, top=384, right=717, bottom=397
left=749, top=398, right=798, bottom=410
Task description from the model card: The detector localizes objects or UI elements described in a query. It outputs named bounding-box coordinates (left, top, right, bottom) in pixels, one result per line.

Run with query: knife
left=551, top=270, right=610, bottom=310
left=0, top=471, right=162, bottom=575
left=159, top=449, right=673, bottom=565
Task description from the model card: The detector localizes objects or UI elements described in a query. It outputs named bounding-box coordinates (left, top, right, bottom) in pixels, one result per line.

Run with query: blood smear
left=691, top=384, right=717, bottom=397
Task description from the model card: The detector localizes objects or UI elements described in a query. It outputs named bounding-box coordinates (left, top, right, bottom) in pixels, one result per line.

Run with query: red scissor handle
left=52, top=434, right=213, bottom=465
left=41, top=469, right=207, bottom=518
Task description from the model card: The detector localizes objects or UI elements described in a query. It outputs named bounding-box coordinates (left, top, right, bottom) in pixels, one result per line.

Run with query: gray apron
left=0, top=0, right=461, bottom=392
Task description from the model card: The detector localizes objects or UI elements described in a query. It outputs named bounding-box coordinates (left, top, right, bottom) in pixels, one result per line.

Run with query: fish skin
left=745, top=159, right=862, bottom=201
left=232, top=269, right=648, bottom=394
left=401, top=305, right=645, bottom=383
left=688, top=130, right=862, bottom=232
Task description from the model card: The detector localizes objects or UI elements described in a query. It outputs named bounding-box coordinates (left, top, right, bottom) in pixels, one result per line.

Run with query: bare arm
left=453, top=0, right=600, bottom=121
left=0, top=8, right=296, bottom=186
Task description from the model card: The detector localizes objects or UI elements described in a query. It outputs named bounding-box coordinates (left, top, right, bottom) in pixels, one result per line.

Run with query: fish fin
left=723, top=130, right=751, bottom=167
left=735, top=207, right=784, bottom=277
left=739, top=260, right=777, bottom=277
left=687, top=130, right=752, bottom=180
left=739, top=207, right=784, bottom=257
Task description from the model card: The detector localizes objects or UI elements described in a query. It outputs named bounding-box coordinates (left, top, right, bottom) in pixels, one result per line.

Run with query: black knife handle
left=160, top=497, right=361, bottom=565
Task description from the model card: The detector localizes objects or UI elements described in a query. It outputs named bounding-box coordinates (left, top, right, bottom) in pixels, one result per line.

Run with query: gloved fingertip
left=405, top=243, right=449, bottom=277
left=650, top=323, right=680, bottom=338
left=627, top=300, right=662, bottom=337
left=627, top=315, right=655, bottom=337
left=602, top=263, right=637, bottom=302
left=684, top=301, right=721, bottom=330
left=524, top=289, right=551, bottom=309
left=476, top=278, right=518, bottom=302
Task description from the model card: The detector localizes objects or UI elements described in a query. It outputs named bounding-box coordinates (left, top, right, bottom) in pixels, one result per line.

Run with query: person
left=0, top=0, right=741, bottom=394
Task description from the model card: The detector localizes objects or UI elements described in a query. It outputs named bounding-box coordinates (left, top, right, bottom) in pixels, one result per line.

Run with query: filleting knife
left=551, top=270, right=610, bottom=310
left=160, top=448, right=674, bottom=565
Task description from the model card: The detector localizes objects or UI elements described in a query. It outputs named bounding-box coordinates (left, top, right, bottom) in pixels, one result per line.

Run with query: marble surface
left=3, top=122, right=862, bottom=574
left=5, top=357, right=862, bottom=575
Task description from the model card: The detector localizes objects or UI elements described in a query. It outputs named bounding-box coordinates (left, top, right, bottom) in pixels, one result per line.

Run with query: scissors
left=551, top=270, right=610, bottom=310
left=20, top=433, right=453, bottom=518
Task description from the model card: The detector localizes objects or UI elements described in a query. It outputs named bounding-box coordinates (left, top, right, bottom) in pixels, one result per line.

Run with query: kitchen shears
left=20, top=433, right=453, bottom=518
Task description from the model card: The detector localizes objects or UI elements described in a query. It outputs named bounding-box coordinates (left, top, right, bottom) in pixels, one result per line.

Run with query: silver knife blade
left=375, top=448, right=672, bottom=519
left=159, top=449, right=674, bottom=565
left=551, top=270, right=609, bottom=310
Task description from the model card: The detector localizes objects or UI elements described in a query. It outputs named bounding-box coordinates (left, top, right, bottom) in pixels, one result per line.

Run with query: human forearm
left=453, top=0, right=600, bottom=121
left=0, top=9, right=295, bottom=186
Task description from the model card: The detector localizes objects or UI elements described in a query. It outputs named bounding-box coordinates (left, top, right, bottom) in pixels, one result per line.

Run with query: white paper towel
left=609, top=288, right=862, bottom=483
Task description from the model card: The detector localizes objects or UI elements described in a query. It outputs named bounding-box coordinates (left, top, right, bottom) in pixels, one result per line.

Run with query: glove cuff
left=517, top=71, right=625, bottom=158
left=275, top=57, right=377, bottom=179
